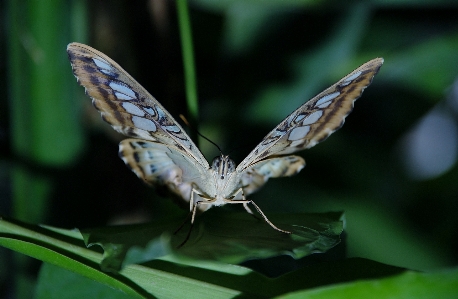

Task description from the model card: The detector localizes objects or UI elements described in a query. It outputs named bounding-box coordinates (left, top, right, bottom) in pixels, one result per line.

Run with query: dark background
left=2, top=1, right=458, bottom=295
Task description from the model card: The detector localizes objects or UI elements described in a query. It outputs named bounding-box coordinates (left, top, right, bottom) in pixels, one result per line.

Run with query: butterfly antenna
left=179, top=114, right=223, bottom=153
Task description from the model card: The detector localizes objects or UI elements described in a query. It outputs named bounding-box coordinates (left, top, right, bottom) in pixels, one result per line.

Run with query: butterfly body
left=67, top=42, right=383, bottom=236
left=208, top=155, right=238, bottom=203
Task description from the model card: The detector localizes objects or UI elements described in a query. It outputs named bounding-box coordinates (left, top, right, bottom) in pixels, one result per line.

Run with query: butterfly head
left=211, top=155, right=236, bottom=180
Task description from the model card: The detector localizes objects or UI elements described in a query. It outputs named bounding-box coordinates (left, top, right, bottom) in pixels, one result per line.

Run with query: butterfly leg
left=239, top=183, right=261, bottom=220
left=226, top=188, right=262, bottom=215
left=242, top=202, right=263, bottom=222
left=175, top=186, right=201, bottom=235
left=249, top=200, right=291, bottom=234
left=176, top=187, right=215, bottom=248
left=242, top=202, right=254, bottom=214
left=229, top=188, right=291, bottom=234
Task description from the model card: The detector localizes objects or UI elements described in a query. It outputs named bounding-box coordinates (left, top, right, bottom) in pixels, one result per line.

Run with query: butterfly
left=67, top=42, right=383, bottom=243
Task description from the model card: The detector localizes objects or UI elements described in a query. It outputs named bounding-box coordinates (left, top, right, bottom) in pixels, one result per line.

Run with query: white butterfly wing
left=237, top=58, right=384, bottom=172
left=67, top=43, right=209, bottom=171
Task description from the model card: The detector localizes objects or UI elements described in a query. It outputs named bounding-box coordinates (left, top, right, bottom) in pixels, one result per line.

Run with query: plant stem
left=176, top=0, right=199, bottom=142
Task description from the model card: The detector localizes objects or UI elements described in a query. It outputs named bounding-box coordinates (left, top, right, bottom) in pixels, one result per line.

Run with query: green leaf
left=1, top=216, right=416, bottom=298
left=35, top=263, right=133, bottom=299
left=37, top=256, right=408, bottom=298
left=173, top=210, right=343, bottom=263
left=277, top=267, right=458, bottom=299
left=81, top=209, right=343, bottom=271
left=0, top=217, right=241, bottom=298
left=0, top=217, right=147, bottom=298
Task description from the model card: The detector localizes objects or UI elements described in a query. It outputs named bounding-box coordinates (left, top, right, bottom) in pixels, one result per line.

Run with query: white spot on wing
left=341, top=71, right=362, bottom=86
left=295, top=114, right=306, bottom=122
left=315, top=92, right=339, bottom=107
left=100, top=69, right=116, bottom=76
left=93, top=57, right=112, bottom=71
left=122, top=102, right=145, bottom=116
left=345, top=71, right=362, bottom=82
left=115, top=92, right=135, bottom=101
left=302, top=110, right=323, bottom=125
left=164, top=125, right=180, bottom=133
left=155, top=106, right=166, bottom=119
left=144, top=107, right=155, bottom=116
left=109, top=81, right=136, bottom=99
left=317, top=101, right=332, bottom=108
left=288, top=126, right=310, bottom=141
left=132, top=116, right=157, bottom=132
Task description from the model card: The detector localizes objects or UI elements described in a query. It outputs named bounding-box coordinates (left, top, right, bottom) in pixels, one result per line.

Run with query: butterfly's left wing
left=237, top=58, right=383, bottom=173
left=67, top=42, right=209, bottom=170
left=67, top=43, right=214, bottom=208
left=119, top=138, right=212, bottom=212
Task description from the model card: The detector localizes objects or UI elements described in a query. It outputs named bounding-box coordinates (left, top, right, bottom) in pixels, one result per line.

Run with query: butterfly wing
left=67, top=42, right=209, bottom=170
left=237, top=58, right=383, bottom=172
left=67, top=43, right=213, bottom=205
left=119, top=139, right=212, bottom=211
left=241, top=155, right=305, bottom=196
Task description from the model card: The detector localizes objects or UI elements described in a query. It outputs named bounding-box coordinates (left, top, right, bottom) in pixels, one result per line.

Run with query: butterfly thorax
left=211, top=154, right=236, bottom=180
left=208, top=154, right=241, bottom=206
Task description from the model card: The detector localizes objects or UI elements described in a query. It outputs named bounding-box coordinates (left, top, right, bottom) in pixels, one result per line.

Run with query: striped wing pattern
left=67, top=43, right=209, bottom=170
left=237, top=58, right=383, bottom=172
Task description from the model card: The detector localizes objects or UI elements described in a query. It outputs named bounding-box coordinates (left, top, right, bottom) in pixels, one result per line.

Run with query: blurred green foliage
left=2, top=0, right=458, bottom=298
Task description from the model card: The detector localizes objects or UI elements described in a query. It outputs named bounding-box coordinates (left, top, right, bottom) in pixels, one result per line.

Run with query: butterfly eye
left=211, top=157, right=221, bottom=169
left=226, top=159, right=236, bottom=173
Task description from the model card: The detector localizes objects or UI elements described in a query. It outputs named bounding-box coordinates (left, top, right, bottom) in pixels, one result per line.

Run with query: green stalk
left=176, top=0, right=199, bottom=142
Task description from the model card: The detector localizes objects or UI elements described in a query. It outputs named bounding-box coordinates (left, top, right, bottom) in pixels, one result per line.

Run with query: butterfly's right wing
left=241, top=155, right=305, bottom=196
left=236, top=58, right=383, bottom=197
left=237, top=58, right=383, bottom=172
